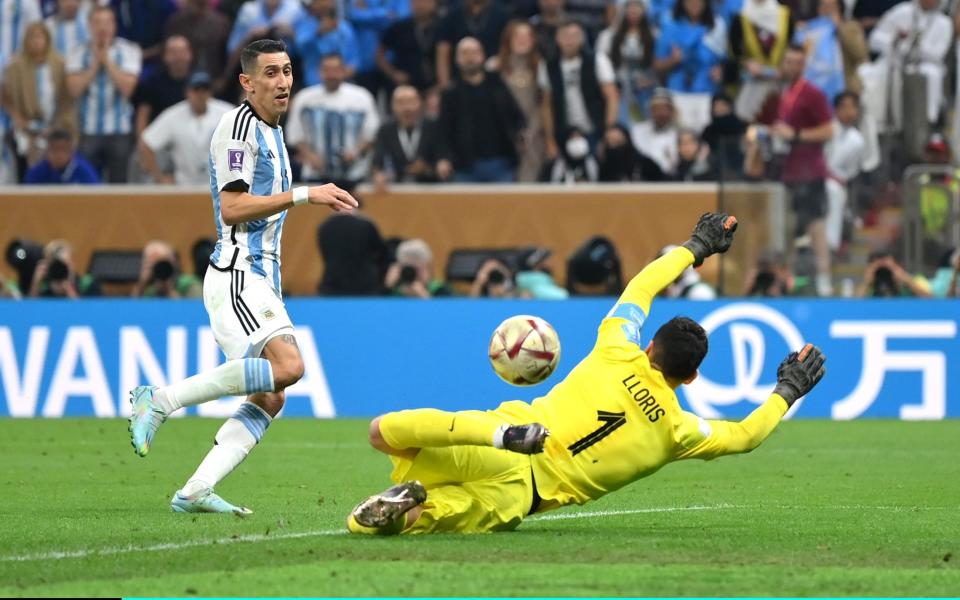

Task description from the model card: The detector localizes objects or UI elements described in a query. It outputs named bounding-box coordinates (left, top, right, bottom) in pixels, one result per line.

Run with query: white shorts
left=203, top=266, right=294, bottom=360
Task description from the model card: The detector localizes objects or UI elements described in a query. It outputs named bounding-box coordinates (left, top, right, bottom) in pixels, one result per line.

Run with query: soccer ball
left=488, top=315, right=561, bottom=386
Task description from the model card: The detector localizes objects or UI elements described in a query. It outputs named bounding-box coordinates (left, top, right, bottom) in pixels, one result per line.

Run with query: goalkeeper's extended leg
left=371, top=409, right=550, bottom=456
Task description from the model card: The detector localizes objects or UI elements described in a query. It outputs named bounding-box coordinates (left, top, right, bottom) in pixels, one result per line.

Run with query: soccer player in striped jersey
left=128, top=38, right=358, bottom=515
left=346, top=214, right=827, bottom=535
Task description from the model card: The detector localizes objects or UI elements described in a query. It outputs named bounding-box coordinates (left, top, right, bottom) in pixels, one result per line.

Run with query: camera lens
left=47, top=259, right=69, bottom=281
left=399, top=264, right=418, bottom=284
left=152, top=260, right=175, bottom=281
left=488, top=269, right=506, bottom=285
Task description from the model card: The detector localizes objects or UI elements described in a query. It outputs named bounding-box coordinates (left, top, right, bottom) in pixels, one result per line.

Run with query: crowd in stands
left=2, top=0, right=960, bottom=298
left=0, top=0, right=954, bottom=186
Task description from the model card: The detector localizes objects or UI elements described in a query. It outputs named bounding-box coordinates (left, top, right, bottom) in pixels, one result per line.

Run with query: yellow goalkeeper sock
left=379, top=408, right=505, bottom=450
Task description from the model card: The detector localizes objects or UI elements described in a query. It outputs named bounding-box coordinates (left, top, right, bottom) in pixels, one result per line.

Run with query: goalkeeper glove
left=681, top=213, right=738, bottom=267
left=773, top=343, right=826, bottom=407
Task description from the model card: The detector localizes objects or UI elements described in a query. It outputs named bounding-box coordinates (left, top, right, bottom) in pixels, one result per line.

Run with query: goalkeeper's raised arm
left=678, top=344, right=827, bottom=460
left=614, top=213, right=739, bottom=316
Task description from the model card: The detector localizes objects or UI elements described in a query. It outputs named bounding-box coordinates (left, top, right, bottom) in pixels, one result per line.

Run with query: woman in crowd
left=488, top=20, right=546, bottom=182
left=654, top=0, right=727, bottom=95
left=3, top=22, right=77, bottom=169
left=596, top=0, right=656, bottom=121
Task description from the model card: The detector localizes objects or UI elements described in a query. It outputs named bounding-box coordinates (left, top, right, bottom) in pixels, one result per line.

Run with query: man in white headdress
left=730, top=0, right=794, bottom=121
left=858, top=0, right=951, bottom=131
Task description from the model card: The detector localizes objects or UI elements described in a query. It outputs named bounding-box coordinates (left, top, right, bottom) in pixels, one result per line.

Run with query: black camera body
left=399, top=264, right=418, bottom=285
left=47, top=258, right=70, bottom=282
left=152, top=260, right=175, bottom=282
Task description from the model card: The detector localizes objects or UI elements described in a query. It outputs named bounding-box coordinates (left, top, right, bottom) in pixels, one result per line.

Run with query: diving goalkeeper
left=347, top=213, right=826, bottom=535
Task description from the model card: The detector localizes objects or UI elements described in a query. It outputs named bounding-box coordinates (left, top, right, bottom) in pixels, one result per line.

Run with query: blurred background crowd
left=3, top=0, right=960, bottom=300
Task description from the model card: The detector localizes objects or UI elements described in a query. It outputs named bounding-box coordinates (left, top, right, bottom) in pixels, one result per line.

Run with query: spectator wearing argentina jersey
left=0, top=0, right=42, bottom=57
left=287, top=52, right=380, bottom=188
left=65, top=5, right=140, bottom=182
left=126, top=39, right=359, bottom=516
left=44, top=0, right=88, bottom=58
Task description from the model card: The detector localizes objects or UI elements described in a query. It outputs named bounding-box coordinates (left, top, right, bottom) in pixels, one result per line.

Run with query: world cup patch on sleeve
left=228, top=149, right=244, bottom=171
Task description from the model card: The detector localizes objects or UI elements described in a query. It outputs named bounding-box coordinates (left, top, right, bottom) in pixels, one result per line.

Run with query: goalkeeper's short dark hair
left=651, top=316, right=708, bottom=381
left=241, top=39, right=288, bottom=74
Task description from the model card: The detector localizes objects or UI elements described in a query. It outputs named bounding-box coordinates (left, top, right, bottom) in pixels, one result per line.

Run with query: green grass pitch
left=0, top=418, right=957, bottom=597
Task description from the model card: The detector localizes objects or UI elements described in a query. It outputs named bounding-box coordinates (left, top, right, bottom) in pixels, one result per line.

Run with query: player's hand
left=772, top=343, right=826, bottom=408
left=681, top=212, right=738, bottom=267
left=308, top=183, right=359, bottom=212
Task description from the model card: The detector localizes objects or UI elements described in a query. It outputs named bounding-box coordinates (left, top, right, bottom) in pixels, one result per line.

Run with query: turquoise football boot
left=128, top=385, right=167, bottom=457
left=171, top=488, right=253, bottom=516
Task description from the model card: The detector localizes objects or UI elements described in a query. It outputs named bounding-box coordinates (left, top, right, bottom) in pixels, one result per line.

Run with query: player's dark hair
left=834, top=90, right=859, bottom=109
left=240, top=39, right=288, bottom=74
left=651, top=316, right=708, bottom=381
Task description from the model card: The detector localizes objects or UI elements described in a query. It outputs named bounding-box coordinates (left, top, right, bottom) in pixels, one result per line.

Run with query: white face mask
left=566, top=136, right=590, bottom=160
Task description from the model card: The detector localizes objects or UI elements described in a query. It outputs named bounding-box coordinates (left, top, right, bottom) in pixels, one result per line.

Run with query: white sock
left=154, top=358, right=274, bottom=415
left=181, top=402, right=272, bottom=497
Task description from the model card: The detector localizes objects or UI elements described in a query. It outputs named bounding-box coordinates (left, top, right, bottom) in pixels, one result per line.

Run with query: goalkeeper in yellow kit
left=347, top=213, right=827, bottom=535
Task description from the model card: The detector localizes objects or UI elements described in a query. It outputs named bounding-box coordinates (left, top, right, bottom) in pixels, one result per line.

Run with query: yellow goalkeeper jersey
left=493, top=246, right=788, bottom=512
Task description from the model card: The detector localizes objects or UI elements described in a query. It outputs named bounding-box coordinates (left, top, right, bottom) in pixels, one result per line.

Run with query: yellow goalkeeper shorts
left=388, top=444, right=535, bottom=534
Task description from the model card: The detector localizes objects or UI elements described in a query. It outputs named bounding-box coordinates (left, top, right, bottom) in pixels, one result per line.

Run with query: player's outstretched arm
left=220, top=183, right=359, bottom=225
left=613, top=213, right=738, bottom=316
left=678, top=344, right=826, bottom=460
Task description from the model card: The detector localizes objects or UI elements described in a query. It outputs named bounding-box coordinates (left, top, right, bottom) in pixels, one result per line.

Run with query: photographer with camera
left=28, top=240, right=99, bottom=298
left=743, top=249, right=796, bottom=297
left=385, top=238, right=451, bottom=298
left=470, top=258, right=517, bottom=298
left=132, top=240, right=201, bottom=299
left=857, top=250, right=931, bottom=298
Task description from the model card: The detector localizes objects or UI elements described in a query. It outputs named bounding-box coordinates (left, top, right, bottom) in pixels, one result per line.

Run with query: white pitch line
left=0, top=504, right=740, bottom=563
left=3, top=502, right=956, bottom=563
left=0, top=528, right=346, bottom=563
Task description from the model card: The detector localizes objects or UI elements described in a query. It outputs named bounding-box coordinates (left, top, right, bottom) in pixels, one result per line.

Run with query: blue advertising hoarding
left=1, top=298, right=958, bottom=419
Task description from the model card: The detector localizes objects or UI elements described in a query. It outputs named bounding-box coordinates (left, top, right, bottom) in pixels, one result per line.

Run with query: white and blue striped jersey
left=45, top=13, right=89, bottom=58
left=66, top=38, right=141, bottom=136
left=208, top=100, right=292, bottom=293
left=0, top=0, right=42, bottom=57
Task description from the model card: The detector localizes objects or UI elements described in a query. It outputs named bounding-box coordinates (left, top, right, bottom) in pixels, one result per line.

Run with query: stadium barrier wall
left=0, top=183, right=784, bottom=296
left=1, top=298, right=957, bottom=419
